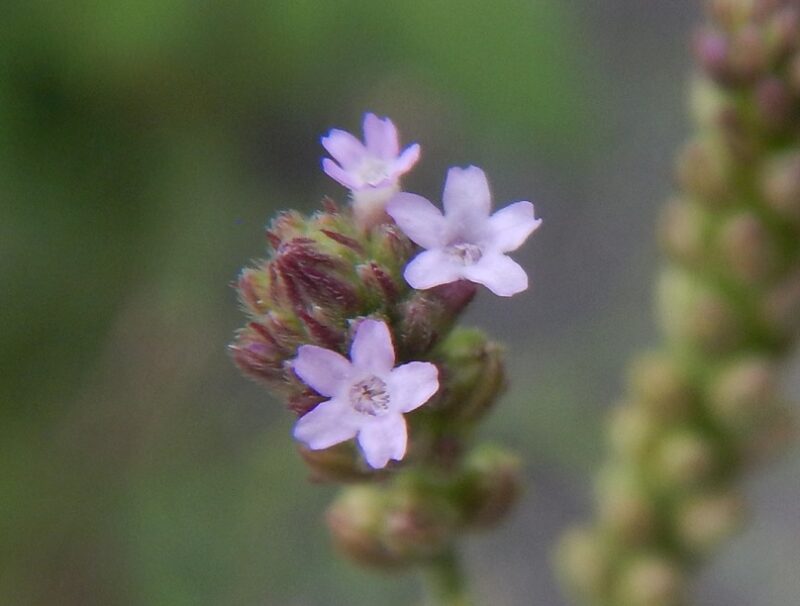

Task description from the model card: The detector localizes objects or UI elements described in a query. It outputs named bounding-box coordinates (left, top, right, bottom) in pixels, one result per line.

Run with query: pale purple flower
left=322, top=113, right=420, bottom=191
left=292, top=319, right=438, bottom=469
left=386, top=166, right=542, bottom=297
left=321, top=113, right=421, bottom=229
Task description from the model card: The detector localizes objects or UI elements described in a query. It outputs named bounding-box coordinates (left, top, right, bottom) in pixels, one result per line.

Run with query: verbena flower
left=322, top=113, right=421, bottom=228
left=322, top=113, right=420, bottom=191
left=387, top=166, right=542, bottom=297
left=293, top=319, right=438, bottom=469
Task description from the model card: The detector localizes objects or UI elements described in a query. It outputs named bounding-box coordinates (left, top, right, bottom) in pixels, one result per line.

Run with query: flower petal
left=363, top=113, right=399, bottom=159
left=321, top=129, right=367, bottom=169
left=293, top=345, right=351, bottom=397
left=442, top=165, right=492, bottom=220
left=462, top=253, right=528, bottom=296
left=294, top=398, right=359, bottom=450
left=386, top=192, right=447, bottom=249
left=388, top=362, right=439, bottom=413
left=322, top=158, right=360, bottom=189
left=350, top=319, right=395, bottom=374
left=393, top=143, right=421, bottom=174
left=404, top=249, right=464, bottom=290
left=487, top=201, right=542, bottom=253
left=357, top=415, right=407, bottom=468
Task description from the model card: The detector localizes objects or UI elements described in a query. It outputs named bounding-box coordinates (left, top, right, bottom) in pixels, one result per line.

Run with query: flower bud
left=694, top=29, right=733, bottom=84
left=764, top=5, right=800, bottom=62
left=787, top=52, right=800, bottom=95
left=556, top=527, right=612, bottom=600
left=299, top=442, right=384, bottom=483
left=326, top=486, right=409, bottom=569
left=675, top=138, right=730, bottom=205
left=729, top=24, right=769, bottom=81
left=716, top=211, right=778, bottom=285
left=761, top=152, right=800, bottom=224
left=675, top=490, right=746, bottom=554
left=755, top=77, right=793, bottom=131
left=709, top=1, right=756, bottom=31
left=395, top=283, right=477, bottom=359
left=708, top=356, right=778, bottom=432
left=658, top=198, right=709, bottom=266
left=654, top=431, right=717, bottom=490
left=608, top=404, right=659, bottom=459
left=433, top=328, right=506, bottom=424
left=457, top=445, right=522, bottom=530
left=658, top=268, right=744, bottom=353
left=616, top=556, right=684, bottom=606
left=761, top=268, right=800, bottom=339
left=628, top=352, right=694, bottom=421
left=231, top=205, right=424, bottom=406
left=689, top=75, right=732, bottom=130
left=742, top=404, right=796, bottom=462
left=381, top=480, right=459, bottom=561
left=595, top=465, right=657, bottom=545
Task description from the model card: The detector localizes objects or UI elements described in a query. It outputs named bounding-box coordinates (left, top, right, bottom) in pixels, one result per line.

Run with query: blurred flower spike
left=388, top=166, right=542, bottom=297
left=293, top=319, right=439, bottom=469
left=322, top=113, right=420, bottom=228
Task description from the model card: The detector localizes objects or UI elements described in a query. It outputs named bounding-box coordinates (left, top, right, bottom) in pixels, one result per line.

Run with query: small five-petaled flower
left=293, top=319, right=439, bottom=469
left=387, top=165, right=542, bottom=297
left=322, top=113, right=420, bottom=192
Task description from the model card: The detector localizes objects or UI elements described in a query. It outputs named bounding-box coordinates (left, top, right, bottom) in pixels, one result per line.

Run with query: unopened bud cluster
left=559, top=1, right=798, bottom=604
left=231, top=113, right=539, bottom=571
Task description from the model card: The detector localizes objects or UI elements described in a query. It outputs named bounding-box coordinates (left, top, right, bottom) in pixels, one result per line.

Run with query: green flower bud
left=675, top=138, right=731, bottom=206
left=729, top=24, right=769, bottom=81
left=658, top=268, right=744, bottom=353
left=755, top=77, right=793, bottom=132
left=763, top=4, right=800, bottom=62
left=628, top=352, right=695, bottom=421
left=433, top=328, right=506, bottom=424
left=742, top=404, right=795, bottom=462
left=675, top=490, right=746, bottom=554
left=326, top=486, right=409, bottom=570
left=394, top=283, right=477, bottom=359
left=456, top=445, right=522, bottom=530
left=761, top=152, right=800, bottom=224
left=596, top=465, right=657, bottom=545
left=556, top=527, right=613, bottom=600
left=689, top=75, right=731, bottom=129
left=658, top=198, right=709, bottom=266
left=761, top=268, right=800, bottom=339
left=381, top=479, right=459, bottom=561
left=654, top=430, right=717, bottom=491
left=716, top=211, right=778, bottom=285
left=708, top=356, right=778, bottom=433
left=608, top=404, right=660, bottom=460
left=616, top=555, right=684, bottom=606
left=788, top=52, right=800, bottom=95
left=298, top=442, right=385, bottom=483
left=709, top=1, right=756, bottom=30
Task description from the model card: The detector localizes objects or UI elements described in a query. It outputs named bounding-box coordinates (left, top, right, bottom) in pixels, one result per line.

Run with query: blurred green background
left=2, top=1, right=798, bottom=605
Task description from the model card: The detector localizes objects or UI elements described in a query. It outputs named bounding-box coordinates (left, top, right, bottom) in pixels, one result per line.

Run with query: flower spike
left=387, top=166, right=542, bottom=297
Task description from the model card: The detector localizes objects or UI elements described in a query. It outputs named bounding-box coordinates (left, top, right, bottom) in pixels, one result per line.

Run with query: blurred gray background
left=1, top=1, right=797, bottom=605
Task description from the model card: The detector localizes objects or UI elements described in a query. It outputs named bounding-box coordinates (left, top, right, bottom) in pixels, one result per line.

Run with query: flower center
left=358, top=157, right=391, bottom=187
left=445, top=242, right=483, bottom=265
left=349, top=375, right=391, bottom=416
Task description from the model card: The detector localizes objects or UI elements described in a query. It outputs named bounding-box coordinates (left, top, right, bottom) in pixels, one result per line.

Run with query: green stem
left=423, top=547, right=473, bottom=606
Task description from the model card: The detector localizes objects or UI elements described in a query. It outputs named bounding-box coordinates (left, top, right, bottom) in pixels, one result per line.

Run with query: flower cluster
left=232, top=112, right=541, bottom=471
